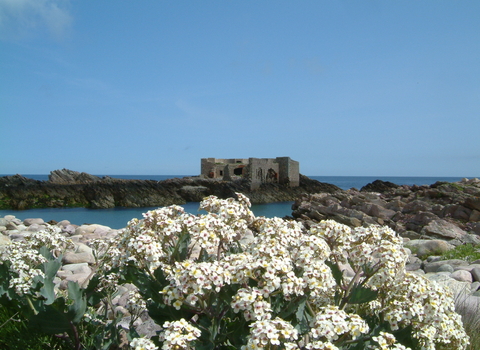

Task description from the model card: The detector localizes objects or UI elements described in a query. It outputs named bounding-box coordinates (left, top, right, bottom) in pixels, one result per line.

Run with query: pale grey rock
left=0, top=218, right=7, bottom=226
left=56, top=270, right=73, bottom=279
left=62, top=224, right=77, bottom=235
left=61, top=262, right=92, bottom=275
left=0, top=234, right=11, bottom=247
left=471, top=281, right=480, bottom=292
left=75, top=224, right=111, bottom=237
left=451, top=270, right=473, bottom=283
left=63, top=251, right=95, bottom=264
left=455, top=294, right=480, bottom=322
left=57, top=220, right=71, bottom=227
left=437, top=264, right=454, bottom=273
left=425, top=273, right=471, bottom=299
left=9, top=233, right=25, bottom=240
left=0, top=226, right=6, bottom=232
left=404, top=239, right=454, bottom=259
left=76, top=243, right=94, bottom=255
left=16, top=224, right=27, bottom=231
left=406, top=263, right=423, bottom=271
left=27, top=224, right=46, bottom=232
left=471, top=267, right=480, bottom=282
left=426, top=255, right=442, bottom=263
left=423, top=259, right=469, bottom=273
left=422, top=219, right=468, bottom=240
left=453, top=264, right=480, bottom=272
left=133, top=319, right=162, bottom=338
left=23, top=218, right=45, bottom=226
left=6, top=222, right=18, bottom=230
left=63, top=272, right=92, bottom=288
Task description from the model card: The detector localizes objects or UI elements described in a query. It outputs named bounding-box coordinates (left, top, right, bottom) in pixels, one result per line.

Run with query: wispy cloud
left=0, top=0, right=72, bottom=41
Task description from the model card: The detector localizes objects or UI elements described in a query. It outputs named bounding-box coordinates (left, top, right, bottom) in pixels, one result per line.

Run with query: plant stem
left=26, top=295, right=38, bottom=315
left=0, top=311, right=19, bottom=329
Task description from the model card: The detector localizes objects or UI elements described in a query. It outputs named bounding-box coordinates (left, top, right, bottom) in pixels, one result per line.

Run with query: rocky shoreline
left=293, top=177, right=480, bottom=245
left=0, top=169, right=340, bottom=209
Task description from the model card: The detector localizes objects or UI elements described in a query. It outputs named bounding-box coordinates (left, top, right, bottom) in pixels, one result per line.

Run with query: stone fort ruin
left=200, top=157, right=299, bottom=190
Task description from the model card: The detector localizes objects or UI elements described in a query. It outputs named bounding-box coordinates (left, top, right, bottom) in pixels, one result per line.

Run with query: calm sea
left=0, top=175, right=471, bottom=229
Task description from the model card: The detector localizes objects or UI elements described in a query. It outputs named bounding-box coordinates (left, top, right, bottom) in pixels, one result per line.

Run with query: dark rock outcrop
left=0, top=169, right=340, bottom=210
left=292, top=178, right=480, bottom=244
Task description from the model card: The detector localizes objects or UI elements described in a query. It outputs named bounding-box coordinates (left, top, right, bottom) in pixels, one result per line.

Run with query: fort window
left=233, top=167, right=243, bottom=176
left=219, top=170, right=223, bottom=176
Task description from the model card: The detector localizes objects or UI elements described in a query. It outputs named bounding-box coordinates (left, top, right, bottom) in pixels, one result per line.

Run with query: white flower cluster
left=243, top=317, right=299, bottom=350
left=130, top=336, right=158, bottom=350
left=2, top=241, right=47, bottom=295
left=309, top=305, right=369, bottom=342
left=110, top=194, right=468, bottom=349
left=0, top=226, right=73, bottom=295
left=369, top=331, right=410, bottom=350
left=377, top=272, right=469, bottom=350
left=24, top=225, right=74, bottom=251
left=158, top=318, right=201, bottom=350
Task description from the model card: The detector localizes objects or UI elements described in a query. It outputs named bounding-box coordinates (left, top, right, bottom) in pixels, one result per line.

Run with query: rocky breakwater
left=0, top=169, right=340, bottom=209
left=292, top=177, right=480, bottom=315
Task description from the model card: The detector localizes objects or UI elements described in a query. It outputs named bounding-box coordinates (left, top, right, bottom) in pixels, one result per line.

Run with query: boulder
left=0, top=234, right=11, bottom=247
left=437, top=264, right=455, bottom=273
left=425, top=272, right=471, bottom=299
left=421, top=219, right=468, bottom=240
left=27, top=224, right=46, bottom=232
left=48, top=169, right=101, bottom=184
left=404, top=239, right=455, bottom=259
left=423, top=259, right=469, bottom=273
left=23, top=218, right=45, bottom=226
left=471, top=267, right=480, bottom=282
left=465, top=197, right=480, bottom=212
left=402, top=200, right=432, bottom=214
left=63, top=251, right=96, bottom=264
left=451, top=270, right=473, bottom=283
left=360, top=180, right=399, bottom=193
left=61, top=262, right=92, bottom=275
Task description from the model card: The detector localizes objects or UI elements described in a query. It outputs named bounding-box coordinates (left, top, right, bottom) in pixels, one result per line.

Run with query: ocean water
left=0, top=174, right=471, bottom=229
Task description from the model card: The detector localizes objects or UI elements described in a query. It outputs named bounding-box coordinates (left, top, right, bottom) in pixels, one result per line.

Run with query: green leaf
left=28, top=300, right=71, bottom=334
left=295, top=297, right=310, bottom=334
left=348, top=285, right=378, bottom=304
left=0, top=262, right=13, bottom=298
left=121, top=263, right=163, bottom=302
left=393, top=325, right=420, bottom=349
left=39, top=275, right=56, bottom=305
left=325, top=260, right=343, bottom=286
left=42, top=254, right=63, bottom=280
left=67, top=281, right=87, bottom=323
left=38, top=246, right=54, bottom=260
left=173, top=232, right=191, bottom=261
left=84, top=274, right=106, bottom=306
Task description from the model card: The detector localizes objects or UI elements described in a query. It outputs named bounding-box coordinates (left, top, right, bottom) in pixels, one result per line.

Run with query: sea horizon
left=1, top=173, right=475, bottom=188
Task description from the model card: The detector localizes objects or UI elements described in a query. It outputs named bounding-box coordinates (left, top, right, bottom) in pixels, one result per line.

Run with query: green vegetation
left=441, top=243, right=480, bottom=262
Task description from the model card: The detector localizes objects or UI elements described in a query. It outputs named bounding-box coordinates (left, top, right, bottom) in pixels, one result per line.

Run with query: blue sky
left=1, top=1, right=479, bottom=176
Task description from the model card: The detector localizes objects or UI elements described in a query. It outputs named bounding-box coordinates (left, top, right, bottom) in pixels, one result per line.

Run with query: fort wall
left=200, top=157, right=299, bottom=190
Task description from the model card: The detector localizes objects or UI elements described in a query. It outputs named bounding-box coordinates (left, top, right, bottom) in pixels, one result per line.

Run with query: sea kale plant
left=0, top=226, right=137, bottom=349
left=0, top=193, right=470, bottom=350
left=100, top=193, right=469, bottom=350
